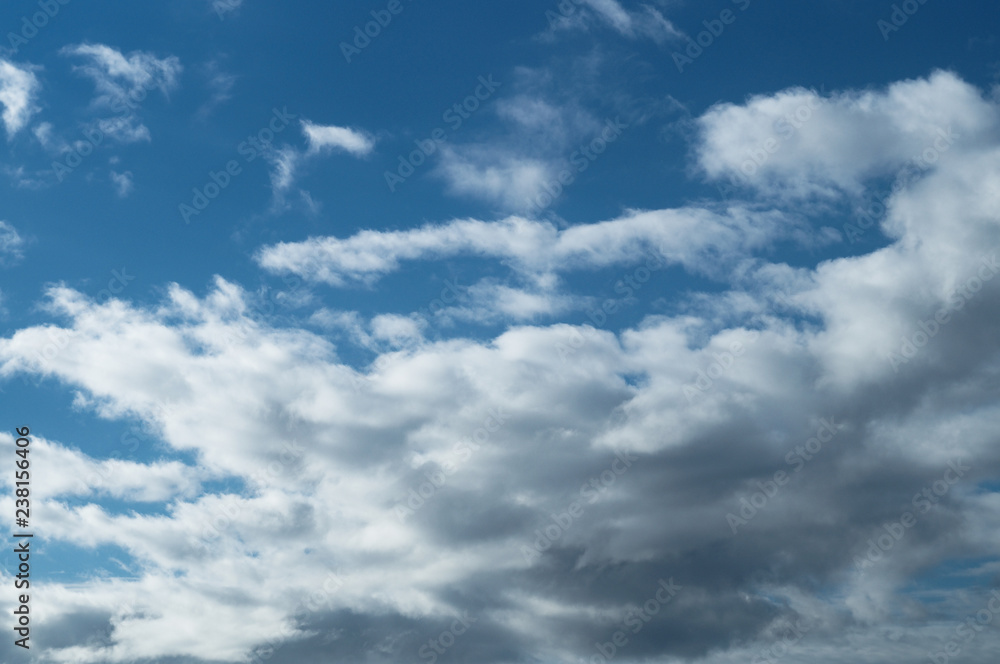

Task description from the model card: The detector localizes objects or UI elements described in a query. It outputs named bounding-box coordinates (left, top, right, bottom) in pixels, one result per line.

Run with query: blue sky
left=1, top=0, right=1000, bottom=662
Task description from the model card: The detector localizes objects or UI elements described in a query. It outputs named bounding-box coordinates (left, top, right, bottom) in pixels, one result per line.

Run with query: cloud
left=62, top=43, right=182, bottom=142
left=210, top=0, right=244, bottom=19
left=546, top=0, right=685, bottom=43
left=110, top=170, right=134, bottom=197
left=264, top=120, right=375, bottom=207
left=196, top=61, right=237, bottom=119
left=254, top=207, right=796, bottom=287
left=4, top=72, right=1000, bottom=664
left=696, top=70, right=996, bottom=199
left=436, top=147, right=556, bottom=210
left=0, top=59, right=40, bottom=137
left=302, top=120, right=375, bottom=157
left=428, top=61, right=668, bottom=212
left=0, top=220, right=25, bottom=265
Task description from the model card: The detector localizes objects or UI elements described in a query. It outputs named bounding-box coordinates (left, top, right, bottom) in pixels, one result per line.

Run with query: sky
left=0, top=0, right=999, bottom=662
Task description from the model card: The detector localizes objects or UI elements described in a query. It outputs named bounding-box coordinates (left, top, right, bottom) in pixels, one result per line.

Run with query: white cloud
left=210, top=0, right=244, bottom=19
left=696, top=70, right=996, bottom=198
left=196, top=62, right=237, bottom=119
left=265, top=146, right=299, bottom=196
left=0, top=59, right=40, bottom=137
left=0, top=221, right=25, bottom=265
left=429, top=66, right=648, bottom=212
left=436, top=147, right=555, bottom=210
left=263, top=120, right=375, bottom=207
left=32, top=121, right=54, bottom=147
left=64, top=43, right=181, bottom=101
left=4, top=72, right=1000, bottom=664
left=255, top=207, right=796, bottom=286
left=302, top=120, right=375, bottom=157
left=547, top=0, right=684, bottom=43
left=110, top=170, right=134, bottom=197
left=62, top=43, right=182, bottom=142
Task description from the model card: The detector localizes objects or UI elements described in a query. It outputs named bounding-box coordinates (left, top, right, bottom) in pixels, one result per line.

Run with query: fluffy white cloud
left=0, top=60, right=40, bottom=137
left=697, top=70, right=995, bottom=198
left=3, top=72, right=1000, bottom=664
left=435, top=147, right=555, bottom=210
left=302, top=120, right=375, bottom=157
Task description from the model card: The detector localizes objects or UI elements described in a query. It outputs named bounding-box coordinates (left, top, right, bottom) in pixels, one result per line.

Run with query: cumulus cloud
left=3, top=72, right=1000, bottom=664
left=697, top=70, right=997, bottom=198
left=0, top=59, right=40, bottom=137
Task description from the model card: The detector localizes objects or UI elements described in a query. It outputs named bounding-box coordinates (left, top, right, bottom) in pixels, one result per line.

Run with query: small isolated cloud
left=0, top=59, right=40, bottom=138
left=0, top=221, right=25, bottom=265
left=264, top=120, right=375, bottom=207
left=436, top=147, right=555, bottom=211
left=110, top=170, right=134, bottom=197
left=62, top=43, right=182, bottom=143
left=33, top=121, right=54, bottom=148
left=196, top=61, right=237, bottom=119
left=210, top=0, right=244, bottom=19
left=302, top=120, right=375, bottom=157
